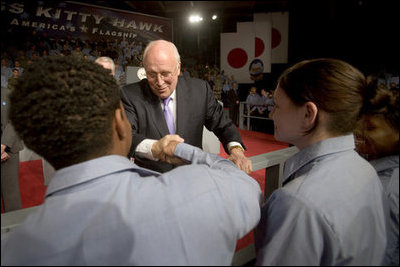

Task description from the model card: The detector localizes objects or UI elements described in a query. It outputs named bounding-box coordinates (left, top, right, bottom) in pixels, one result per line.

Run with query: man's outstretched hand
left=151, top=135, right=186, bottom=165
left=228, top=147, right=253, bottom=174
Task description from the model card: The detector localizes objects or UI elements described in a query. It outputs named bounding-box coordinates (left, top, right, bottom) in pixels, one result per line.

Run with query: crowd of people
left=1, top=31, right=146, bottom=87
left=1, top=31, right=245, bottom=124
left=1, top=33, right=399, bottom=266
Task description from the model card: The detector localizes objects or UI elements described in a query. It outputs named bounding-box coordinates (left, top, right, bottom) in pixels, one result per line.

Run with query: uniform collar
left=45, top=155, right=160, bottom=198
left=282, top=134, right=356, bottom=185
left=370, top=155, right=399, bottom=173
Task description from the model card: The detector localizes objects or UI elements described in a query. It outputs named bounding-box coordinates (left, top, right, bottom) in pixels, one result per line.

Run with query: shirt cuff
left=135, top=139, right=159, bottom=161
left=228, top=141, right=243, bottom=151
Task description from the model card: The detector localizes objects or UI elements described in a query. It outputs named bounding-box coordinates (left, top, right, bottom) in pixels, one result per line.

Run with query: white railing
left=2, top=146, right=299, bottom=266
left=239, top=101, right=273, bottom=130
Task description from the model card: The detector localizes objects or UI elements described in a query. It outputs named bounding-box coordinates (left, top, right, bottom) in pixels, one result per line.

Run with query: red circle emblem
left=255, top=37, right=265, bottom=57
left=227, top=48, right=248, bottom=69
left=272, top=27, right=281, bottom=49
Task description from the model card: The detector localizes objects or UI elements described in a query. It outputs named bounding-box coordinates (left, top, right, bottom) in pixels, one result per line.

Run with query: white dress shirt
left=135, top=90, right=242, bottom=160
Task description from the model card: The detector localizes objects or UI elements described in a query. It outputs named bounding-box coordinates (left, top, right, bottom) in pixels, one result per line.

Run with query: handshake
left=151, top=135, right=187, bottom=166
left=149, top=134, right=252, bottom=174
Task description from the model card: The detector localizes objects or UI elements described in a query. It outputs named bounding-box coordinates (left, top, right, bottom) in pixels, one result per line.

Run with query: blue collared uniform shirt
left=371, top=155, right=399, bottom=266
left=1, top=143, right=262, bottom=266
left=255, top=134, right=387, bottom=266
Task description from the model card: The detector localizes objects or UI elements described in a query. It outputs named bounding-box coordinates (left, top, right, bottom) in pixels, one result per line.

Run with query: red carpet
left=1, top=128, right=289, bottom=252
left=1, top=160, right=47, bottom=213
left=220, top=129, right=289, bottom=251
left=221, top=128, right=289, bottom=195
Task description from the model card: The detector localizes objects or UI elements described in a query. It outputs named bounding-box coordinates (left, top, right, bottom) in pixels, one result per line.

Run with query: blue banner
left=1, top=1, right=173, bottom=43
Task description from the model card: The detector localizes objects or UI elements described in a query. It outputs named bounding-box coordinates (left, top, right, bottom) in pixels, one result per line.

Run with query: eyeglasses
left=146, top=65, right=179, bottom=81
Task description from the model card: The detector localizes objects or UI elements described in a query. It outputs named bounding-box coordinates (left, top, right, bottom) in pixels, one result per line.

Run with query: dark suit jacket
left=121, top=76, right=244, bottom=172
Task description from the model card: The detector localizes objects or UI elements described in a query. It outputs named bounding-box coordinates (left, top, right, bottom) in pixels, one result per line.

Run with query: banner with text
left=1, top=1, right=173, bottom=43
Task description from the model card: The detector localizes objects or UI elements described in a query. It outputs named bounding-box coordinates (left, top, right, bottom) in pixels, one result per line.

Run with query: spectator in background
left=260, top=89, right=274, bottom=116
left=31, top=52, right=40, bottom=62
left=87, top=50, right=97, bottom=61
left=255, top=58, right=388, bottom=265
left=389, top=81, right=399, bottom=91
left=1, top=59, right=12, bottom=80
left=213, top=72, right=223, bottom=102
left=95, top=56, right=115, bottom=77
left=81, top=41, right=92, bottom=57
left=205, top=72, right=217, bottom=100
left=7, top=68, right=19, bottom=91
left=1, top=75, right=7, bottom=89
left=136, top=41, right=143, bottom=55
left=13, top=60, right=24, bottom=75
left=1, top=83, right=24, bottom=212
left=245, top=86, right=264, bottom=131
left=246, top=86, right=262, bottom=115
left=227, top=81, right=240, bottom=125
left=71, top=46, right=83, bottom=58
left=17, top=50, right=29, bottom=69
left=354, top=83, right=399, bottom=266
left=222, top=78, right=230, bottom=94
left=229, top=74, right=237, bottom=88
left=1, top=54, right=262, bottom=265
left=258, top=88, right=275, bottom=134
left=221, top=78, right=231, bottom=107
left=26, top=45, right=38, bottom=60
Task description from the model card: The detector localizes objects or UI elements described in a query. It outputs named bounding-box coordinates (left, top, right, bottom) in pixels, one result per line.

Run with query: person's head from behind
left=95, top=56, right=115, bottom=76
left=9, top=55, right=132, bottom=170
left=270, top=58, right=367, bottom=149
left=354, top=83, right=399, bottom=160
left=142, top=40, right=181, bottom=100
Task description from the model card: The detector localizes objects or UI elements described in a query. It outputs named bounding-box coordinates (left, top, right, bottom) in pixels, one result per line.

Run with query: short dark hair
left=10, top=55, right=121, bottom=169
left=362, top=78, right=399, bottom=131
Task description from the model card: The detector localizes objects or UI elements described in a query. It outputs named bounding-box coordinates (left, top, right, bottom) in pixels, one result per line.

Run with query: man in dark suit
left=121, top=40, right=252, bottom=173
left=1, top=85, right=24, bottom=212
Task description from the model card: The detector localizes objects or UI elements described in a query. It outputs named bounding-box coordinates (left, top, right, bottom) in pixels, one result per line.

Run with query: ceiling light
left=189, top=14, right=203, bottom=23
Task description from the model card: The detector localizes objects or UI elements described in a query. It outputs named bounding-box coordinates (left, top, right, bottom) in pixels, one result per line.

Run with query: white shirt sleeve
left=227, top=141, right=243, bottom=151
left=135, top=139, right=159, bottom=161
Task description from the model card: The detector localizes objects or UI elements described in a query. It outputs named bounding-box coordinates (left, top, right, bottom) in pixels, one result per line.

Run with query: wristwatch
left=229, top=145, right=244, bottom=154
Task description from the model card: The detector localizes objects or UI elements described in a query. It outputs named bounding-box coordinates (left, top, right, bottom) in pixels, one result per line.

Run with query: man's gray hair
left=95, top=56, right=115, bottom=76
left=143, top=40, right=181, bottom=68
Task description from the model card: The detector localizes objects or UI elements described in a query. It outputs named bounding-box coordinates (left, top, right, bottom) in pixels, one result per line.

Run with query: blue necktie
left=163, top=97, right=175, bottom=134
